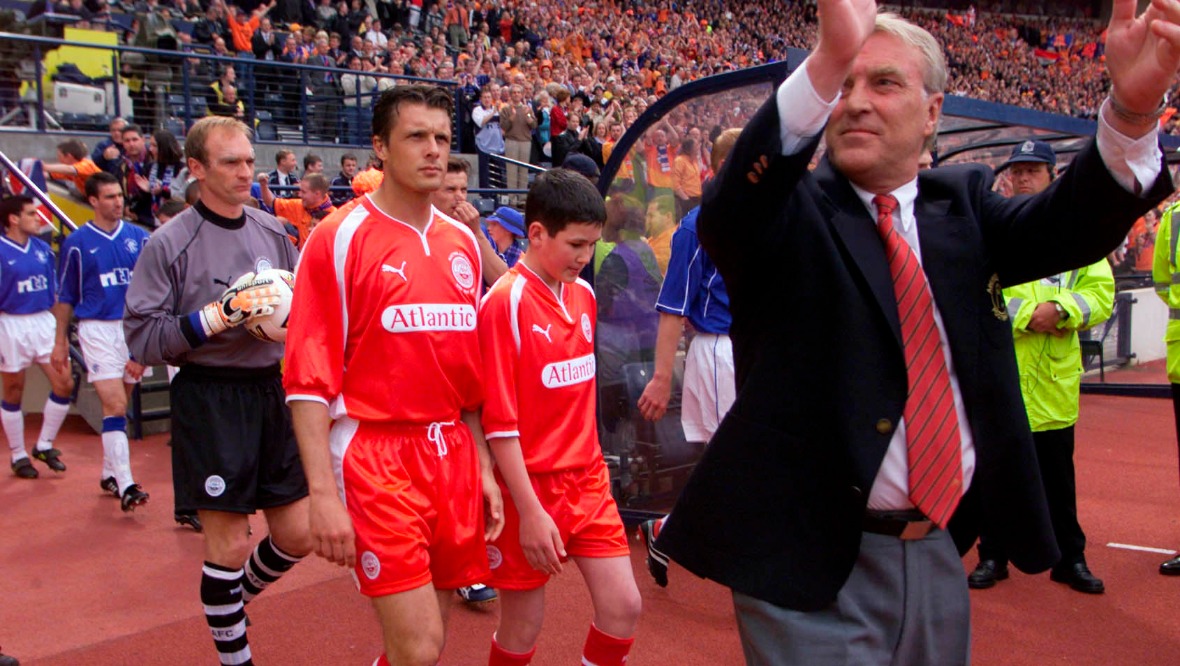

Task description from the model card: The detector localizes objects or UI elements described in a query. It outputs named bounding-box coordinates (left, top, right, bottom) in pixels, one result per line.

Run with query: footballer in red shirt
left=479, top=169, right=641, bottom=666
left=284, top=86, right=503, bottom=666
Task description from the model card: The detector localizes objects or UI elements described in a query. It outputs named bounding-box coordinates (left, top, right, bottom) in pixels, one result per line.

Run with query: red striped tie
left=873, top=194, right=963, bottom=528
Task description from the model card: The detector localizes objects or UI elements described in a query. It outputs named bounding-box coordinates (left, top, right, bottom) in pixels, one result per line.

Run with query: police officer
left=967, top=140, right=1112, bottom=594
left=1153, top=200, right=1180, bottom=576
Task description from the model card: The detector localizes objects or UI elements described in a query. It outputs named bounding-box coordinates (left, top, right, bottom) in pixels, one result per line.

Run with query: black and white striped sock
left=201, top=562, right=252, bottom=666
left=241, top=535, right=303, bottom=604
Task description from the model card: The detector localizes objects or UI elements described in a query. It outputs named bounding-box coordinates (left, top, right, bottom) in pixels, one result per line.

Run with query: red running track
left=2, top=361, right=1179, bottom=664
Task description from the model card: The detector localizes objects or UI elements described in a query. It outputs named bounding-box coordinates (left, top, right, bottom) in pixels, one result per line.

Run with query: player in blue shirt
left=0, top=195, right=75, bottom=480
left=635, top=128, right=742, bottom=587
left=51, top=172, right=151, bottom=512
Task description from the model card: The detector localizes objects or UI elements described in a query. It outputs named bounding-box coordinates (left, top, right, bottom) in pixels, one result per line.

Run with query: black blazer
left=252, top=30, right=282, bottom=61
left=655, top=95, right=1173, bottom=612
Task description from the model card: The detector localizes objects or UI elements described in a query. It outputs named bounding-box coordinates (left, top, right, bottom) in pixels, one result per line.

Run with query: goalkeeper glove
left=195, top=272, right=282, bottom=338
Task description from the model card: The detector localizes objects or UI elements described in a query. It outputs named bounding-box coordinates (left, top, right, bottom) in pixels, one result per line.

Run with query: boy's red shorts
left=488, top=457, right=629, bottom=591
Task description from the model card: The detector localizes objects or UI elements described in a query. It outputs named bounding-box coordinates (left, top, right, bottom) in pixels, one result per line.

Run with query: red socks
left=488, top=626, right=633, bottom=665
left=582, top=624, right=635, bottom=666
left=488, top=636, right=536, bottom=666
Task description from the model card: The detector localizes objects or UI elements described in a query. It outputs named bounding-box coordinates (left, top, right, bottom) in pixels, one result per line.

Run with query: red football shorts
left=330, top=417, right=490, bottom=597
left=488, top=457, right=629, bottom=590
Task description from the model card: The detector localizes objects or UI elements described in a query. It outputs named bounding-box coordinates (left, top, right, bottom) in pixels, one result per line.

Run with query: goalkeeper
left=124, top=116, right=313, bottom=666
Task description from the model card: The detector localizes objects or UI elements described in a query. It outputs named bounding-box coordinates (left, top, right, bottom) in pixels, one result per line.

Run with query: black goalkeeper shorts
left=171, top=363, right=309, bottom=514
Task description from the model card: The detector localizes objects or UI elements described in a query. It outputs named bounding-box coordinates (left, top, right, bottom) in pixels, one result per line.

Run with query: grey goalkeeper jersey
left=123, top=202, right=299, bottom=368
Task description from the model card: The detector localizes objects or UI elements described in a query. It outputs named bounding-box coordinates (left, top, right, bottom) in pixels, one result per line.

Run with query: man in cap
left=966, top=140, right=1113, bottom=594
left=485, top=206, right=525, bottom=270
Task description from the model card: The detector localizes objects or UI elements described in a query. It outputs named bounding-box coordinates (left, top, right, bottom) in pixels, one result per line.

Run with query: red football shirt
left=479, top=263, right=601, bottom=473
left=284, top=197, right=484, bottom=422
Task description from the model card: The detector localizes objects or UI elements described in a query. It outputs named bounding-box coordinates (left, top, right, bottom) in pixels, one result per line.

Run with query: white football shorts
left=0, top=311, right=55, bottom=373
left=77, top=319, right=153, bottom=383
left=681, top=332, right=735, bottom=443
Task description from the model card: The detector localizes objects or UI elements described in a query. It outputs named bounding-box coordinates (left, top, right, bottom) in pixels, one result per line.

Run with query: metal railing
left=0, top=31, right=466, bottom=149
left=476, top=150, right=543, bottom=195
left=0, top=148, right=78, bottom=234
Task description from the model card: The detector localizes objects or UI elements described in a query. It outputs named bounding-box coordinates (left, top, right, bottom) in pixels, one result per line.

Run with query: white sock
left=36, top=395, right=70, bottom=451
left=101, top=429, right=134, bottom=493
left=2, top=405, right=26, bottom=463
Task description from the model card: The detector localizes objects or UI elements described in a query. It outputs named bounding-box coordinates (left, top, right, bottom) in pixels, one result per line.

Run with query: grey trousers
left=732, top=529, right=970, bottom=666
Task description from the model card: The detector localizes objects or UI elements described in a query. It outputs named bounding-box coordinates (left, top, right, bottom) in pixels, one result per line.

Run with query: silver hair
left=875, top=12, right=947, bottom=94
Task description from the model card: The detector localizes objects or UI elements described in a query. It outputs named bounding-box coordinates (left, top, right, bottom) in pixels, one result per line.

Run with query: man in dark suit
left=252, top=16, right=284, bottom=111
left=655, top=1, right=1179, bottom=664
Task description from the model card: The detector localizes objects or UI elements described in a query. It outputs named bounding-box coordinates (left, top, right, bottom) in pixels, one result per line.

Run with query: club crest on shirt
left=581, top=313, right=592, bottom=343
left=35, top=250, right=48, bottom=264
left=124, top=238, right=139, bottom=254
left=987, top=273, right=1008, bottom=321
left=255, top=257, right=274, bottom=273
left=450, top=252, right=475, bottom=290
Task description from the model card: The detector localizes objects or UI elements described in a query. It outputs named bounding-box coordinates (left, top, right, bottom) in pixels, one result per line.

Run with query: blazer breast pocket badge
left=987, top=273, right=1008, bottom=321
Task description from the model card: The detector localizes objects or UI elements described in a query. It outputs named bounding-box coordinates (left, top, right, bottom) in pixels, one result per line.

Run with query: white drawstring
left=427, top=421, right=454, bottom=457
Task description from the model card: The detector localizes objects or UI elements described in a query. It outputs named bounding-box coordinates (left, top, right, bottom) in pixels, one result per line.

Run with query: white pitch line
left=1107, top=543, right=1177, bottom=555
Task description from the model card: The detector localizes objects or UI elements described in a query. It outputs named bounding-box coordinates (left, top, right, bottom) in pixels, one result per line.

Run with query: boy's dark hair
left=525, top=168, right=606, bottom=237
left=85, top=171, right=121, bottom=199
left=275, top=149, right=294, bottom=165
left=157, top=199, right=187, bottom=219
left=0, top=194, right=36, bottom=228
left=57, top=139, right=88, bottom=160
left=371, top=85, right=455, bottom=144
left=121, top=123, right=144, bottom=138
left=446, top=156, right=469, bottom=175
left=341, top=152, right=358, bottom=165
left=304, top=153, right=323, bottom=170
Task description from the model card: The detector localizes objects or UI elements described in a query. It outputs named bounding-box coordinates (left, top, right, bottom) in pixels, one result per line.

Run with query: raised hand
left=814, top=0, right=878, bottom=65
left=1105, top=0, right=1180, bottom=116
left=808, top=0, right=879, bottom=101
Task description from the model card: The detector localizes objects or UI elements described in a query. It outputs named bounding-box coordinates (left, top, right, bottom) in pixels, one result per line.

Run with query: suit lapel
left=817, top=160, right=903, bottom=350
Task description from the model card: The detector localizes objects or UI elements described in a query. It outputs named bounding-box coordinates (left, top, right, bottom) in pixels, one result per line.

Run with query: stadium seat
left=162, top=117, right=185, bottom=137
left=256, top=117, right=278, bottom=141
left=475, top=197, right=496, bottom=216
left=1080, top=296, right=1128, bottom=383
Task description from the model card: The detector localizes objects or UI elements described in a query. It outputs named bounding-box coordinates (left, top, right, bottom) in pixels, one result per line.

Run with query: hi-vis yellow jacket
left=1153, top=202, right=1180, bottom=383
left=1003, top=258, right=1114, bottom=431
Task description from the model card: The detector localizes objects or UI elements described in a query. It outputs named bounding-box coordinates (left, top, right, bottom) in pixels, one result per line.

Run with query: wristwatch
left=1053, top=302, right=1069, bottom=321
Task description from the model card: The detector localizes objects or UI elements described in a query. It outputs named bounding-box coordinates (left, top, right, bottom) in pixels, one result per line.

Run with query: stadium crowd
left=33, top=0, right=1180, bottom=144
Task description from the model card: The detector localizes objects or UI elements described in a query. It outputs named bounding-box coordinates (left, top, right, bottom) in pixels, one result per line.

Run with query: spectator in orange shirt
left=671, top=136, right=702, bottom=223
left=642, top=121, right=680, bottom=194
left=258, top=172, right=335, bottom=248
left=45, top=139, right=101, bottom=197
left=227, top=1, right=275, bottom=54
